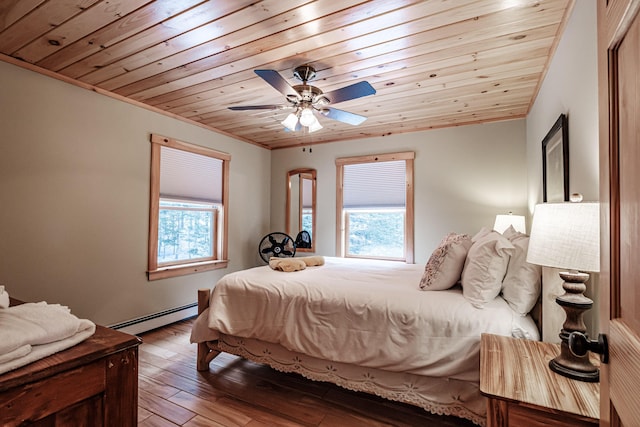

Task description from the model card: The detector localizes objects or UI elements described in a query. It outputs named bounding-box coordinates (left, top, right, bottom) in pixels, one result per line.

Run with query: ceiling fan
left=228, top=65, right=376, bottom=133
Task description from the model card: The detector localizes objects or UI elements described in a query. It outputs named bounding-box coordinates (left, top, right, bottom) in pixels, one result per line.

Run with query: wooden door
left=598, top=0, right=640, bottom=425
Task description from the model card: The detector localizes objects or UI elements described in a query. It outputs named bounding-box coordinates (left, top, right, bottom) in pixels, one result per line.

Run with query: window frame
left=335, top=152, right=415, bottom=263
left=148, top=134, right=230, bottom=280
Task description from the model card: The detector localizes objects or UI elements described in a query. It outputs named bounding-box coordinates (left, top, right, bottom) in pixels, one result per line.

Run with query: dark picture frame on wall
left=542, top=113, right=569, bottom=202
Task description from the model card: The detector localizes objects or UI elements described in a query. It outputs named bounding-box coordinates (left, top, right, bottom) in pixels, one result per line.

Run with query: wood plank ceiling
left=0, top=0, right=574, bottom=150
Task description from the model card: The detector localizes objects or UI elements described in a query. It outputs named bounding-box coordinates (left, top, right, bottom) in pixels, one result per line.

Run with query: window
left=336, top=152, right=414, bottom=262
left=300, top=173, right=314, bottom=242
left=157, top=200, right=216, bottom=264
left=148, top=134, right=229, bottom=280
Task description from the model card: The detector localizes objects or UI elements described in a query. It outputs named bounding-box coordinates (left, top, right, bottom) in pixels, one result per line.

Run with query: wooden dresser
left=480, top=333, right=599, bottom=427
left=0, top=300, right=141, bottom=426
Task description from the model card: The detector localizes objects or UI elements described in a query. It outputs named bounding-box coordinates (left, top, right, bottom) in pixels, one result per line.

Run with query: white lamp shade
left=307, top=118, right=323, bottom=133
left=494, top=214, right=526, bottom=234
left=281, top=113, right=298, bottom=131
left=299, top=108, right=316, bottom=127
left=526, top=202, right=600, bottom=272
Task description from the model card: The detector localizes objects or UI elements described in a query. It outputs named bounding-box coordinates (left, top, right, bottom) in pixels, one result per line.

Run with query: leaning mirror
left=286, top=168, right=316, bottom=252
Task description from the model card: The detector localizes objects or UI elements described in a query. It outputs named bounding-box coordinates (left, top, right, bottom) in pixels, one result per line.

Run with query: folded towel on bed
left=269, top=256, right=325, bottom=272
left=0, top=302, right=96, bottom=374
left=300, top=255, right=325, bottom=266
left=269, top=257, right=307, bottom=272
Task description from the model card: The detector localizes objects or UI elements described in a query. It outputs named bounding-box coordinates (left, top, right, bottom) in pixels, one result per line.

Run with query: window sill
left=148, top=260, right=228, bottom=281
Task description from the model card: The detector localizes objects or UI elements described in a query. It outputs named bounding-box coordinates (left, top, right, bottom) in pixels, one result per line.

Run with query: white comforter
left=192, top=257, right=530, bottom=381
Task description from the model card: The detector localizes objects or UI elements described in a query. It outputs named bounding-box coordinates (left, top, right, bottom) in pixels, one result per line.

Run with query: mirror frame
left=286, top=168, right=316, bottom=252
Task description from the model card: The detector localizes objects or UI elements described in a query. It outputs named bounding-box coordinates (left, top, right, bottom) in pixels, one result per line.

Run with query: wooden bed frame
left=196, top=289, right=222, bottom=371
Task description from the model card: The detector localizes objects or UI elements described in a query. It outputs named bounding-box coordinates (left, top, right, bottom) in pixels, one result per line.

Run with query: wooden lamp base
left=549, top=271, right=599, bottom=382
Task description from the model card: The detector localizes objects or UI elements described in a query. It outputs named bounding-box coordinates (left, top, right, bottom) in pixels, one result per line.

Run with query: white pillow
left=461, top=227, right=514, bottom=308
left=501, top=225, right=542, bottom=315
left=419, top=233, right=472, bottom=291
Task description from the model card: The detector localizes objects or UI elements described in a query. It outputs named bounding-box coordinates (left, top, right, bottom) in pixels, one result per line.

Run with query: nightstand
left=480, top=333, right=599, bottom=426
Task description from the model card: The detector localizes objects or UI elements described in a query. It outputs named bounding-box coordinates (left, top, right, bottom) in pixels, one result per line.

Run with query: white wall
left=271, top=119, right=528, bottom=263
left=0, top=3, right=596, bottom=336
left=0, top=60, right=271, bottom=326
left=525, top=1, right=598, bottom=341
left=526, top=2, right=598, bottom=207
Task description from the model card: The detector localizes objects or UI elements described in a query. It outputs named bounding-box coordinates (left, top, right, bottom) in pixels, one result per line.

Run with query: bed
left=190, top=228, right=541, bottom=426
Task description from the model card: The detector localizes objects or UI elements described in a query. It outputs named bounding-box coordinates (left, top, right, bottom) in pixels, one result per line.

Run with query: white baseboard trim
left=109, top=303, right=198, bottom=335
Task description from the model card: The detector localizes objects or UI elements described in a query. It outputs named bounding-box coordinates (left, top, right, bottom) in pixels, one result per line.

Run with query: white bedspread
left=192, top=257, right=534, bottom=381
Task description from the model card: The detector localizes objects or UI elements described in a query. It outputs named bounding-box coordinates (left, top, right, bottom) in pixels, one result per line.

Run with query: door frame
left=597, top=0, right=640, bottom=425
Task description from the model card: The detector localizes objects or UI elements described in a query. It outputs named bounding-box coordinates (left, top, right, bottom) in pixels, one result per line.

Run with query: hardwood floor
left=137, top=318, right=478, bottom=426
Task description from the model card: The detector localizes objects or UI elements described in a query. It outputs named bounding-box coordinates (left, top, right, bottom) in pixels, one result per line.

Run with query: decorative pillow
left=419, top=233, right=472, bottom=291
left=461, top=227, right=515, bottom=308
left=501, top=225, right=542, bottom=315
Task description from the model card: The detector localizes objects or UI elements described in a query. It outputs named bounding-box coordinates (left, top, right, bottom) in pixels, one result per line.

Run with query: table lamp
left=494, top=212, right=526, bottom=234
left=526, top=199, right=600, bottom=382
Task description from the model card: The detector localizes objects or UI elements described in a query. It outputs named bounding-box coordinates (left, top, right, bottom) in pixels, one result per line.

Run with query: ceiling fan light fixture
left=308, top=119, right=323, bottom=133
left=299, top=107, right=316, bottom=127
left=231, top=65, right=376, bottom=133
left=281, top=113, right=299, bottom=131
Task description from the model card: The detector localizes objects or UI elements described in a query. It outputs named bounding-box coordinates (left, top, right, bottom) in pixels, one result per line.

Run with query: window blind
left=160, top=146, right=222, bottom=203
left=343, top=160, right=406, bottom=208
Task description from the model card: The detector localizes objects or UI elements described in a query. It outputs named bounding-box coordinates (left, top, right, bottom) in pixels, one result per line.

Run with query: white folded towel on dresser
left=0, top=286, right=9, bottom=309
left=0, top=302, right=96, bottom=374
left=0, top=344, right=31, bottom=364
left=0, top=302, right=88, bottom=354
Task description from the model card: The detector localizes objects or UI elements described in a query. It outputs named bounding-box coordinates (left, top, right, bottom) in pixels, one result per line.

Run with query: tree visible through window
left=148, top=134, right=229, bottom=280
left=346, top=210, right=405, bottom=258
left=301, top=209, right=313, bottom=241
left=158, top=200, right=215, bottom=264
left=336, top=152, right=414, bottom=262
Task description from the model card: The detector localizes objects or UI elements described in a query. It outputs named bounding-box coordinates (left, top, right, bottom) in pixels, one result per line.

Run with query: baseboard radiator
left=109, top=302, right=198, bottom=335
